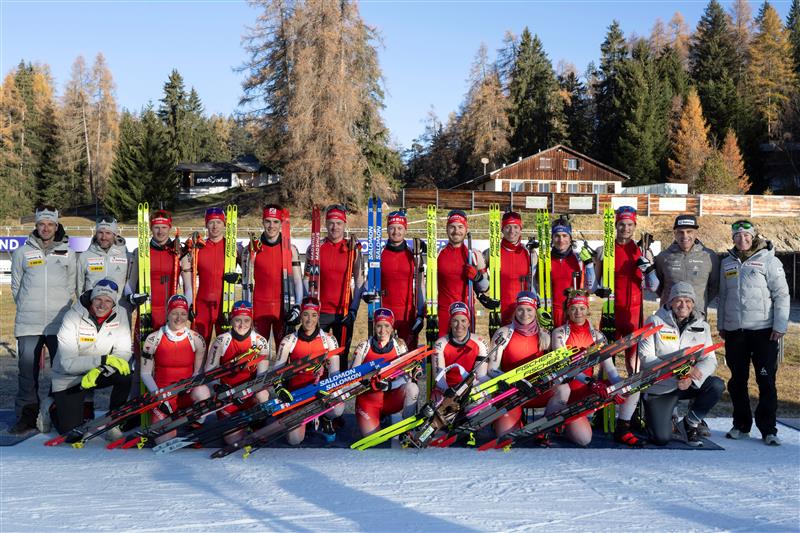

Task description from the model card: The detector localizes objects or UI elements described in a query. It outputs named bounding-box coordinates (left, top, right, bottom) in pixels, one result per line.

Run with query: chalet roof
left=176, top=154, right=268, bottom=173
left=450, top=144, right=630, bottom=189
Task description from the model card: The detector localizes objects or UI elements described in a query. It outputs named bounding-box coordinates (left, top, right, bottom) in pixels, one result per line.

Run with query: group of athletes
left=9, top=202, right=790, bottom=448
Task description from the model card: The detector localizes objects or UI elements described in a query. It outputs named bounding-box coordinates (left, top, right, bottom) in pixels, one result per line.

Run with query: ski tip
left=105, top=437, right=126, bottom=450
left=44, top=435, right=66, bottom=447
left=704, top=342, right=724, bottom=354
left=121, top=438, right=141, bottom=450
left=477, top=440, right=497, bottom=452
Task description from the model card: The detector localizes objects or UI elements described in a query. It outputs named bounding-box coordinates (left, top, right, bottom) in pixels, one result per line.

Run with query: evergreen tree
left=748, top=1, right=798, bottom=141
left=594, top=21, right=628, bottom=163
left=105, top=109, right=176, bottom=219
left=719, top=128, right=751, bottom=192
left=669, top=88, right=712, bottom=190
left=158, top=69, right=190, bottom=162
left=242, top=0, right=397, bottom=207
left=689, top=0, right=741, bottom=140
left=458, top=44, right=511, bottom=177
left=558, top=67, right=593, bottom=154
left=508, top=29, right=565, bottom=158
left=695, top=151, right=740, bottom=193
left=402, top=111, right=459, bottom=188
left=788, top=0, right=800, bottom=76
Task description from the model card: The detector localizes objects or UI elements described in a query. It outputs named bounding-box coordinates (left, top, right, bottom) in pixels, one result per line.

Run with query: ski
left=367, top=197, right=383, bottom=336
left=466, top=231, right=476, bottom=334
left=340, top=233, right=360, bottom=351
left=242, top=232, right=259, bottom=303
left=44, top=345, right=265, bottom=448
left=188, top=231, right=204, bottom=316
left=209, top=346, right=434, bottom=458
left=308, top=207, right=321, bottom=300
left=281, top=209, right=294, bottom=336
left=109, top=347, right=343, bottom=450
left=488, top=203, right=501, bottom=337
left=536, top=210, right=551, bottom=315
left=425, top=204, right=438, bottom=400
left=484, top=343, right=721, bottom=450
left=600, top=205, right=616, bottom=432
left=221, top=204, right=238, bottom=331
left=136, top=203, right=152, bottom=429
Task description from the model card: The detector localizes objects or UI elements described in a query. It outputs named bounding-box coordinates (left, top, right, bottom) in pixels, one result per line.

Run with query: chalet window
left=563, top=158, right=581, bottom=171
left=538, top=182, right=550, bottom=193
left=538, top=158, right=552, bottom=170
left=607, top=183, right=615, bottom=193
left=579, top=183, right=592, bottom=193
left=567, top=183, right=579, bottom=193
left=593, top=183, right=606, bottom=194
left=510, top=181, right=524, bottom=192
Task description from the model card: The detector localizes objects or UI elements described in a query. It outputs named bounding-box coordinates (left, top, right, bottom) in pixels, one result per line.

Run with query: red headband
left=449, top=301, right=470, bottom=320
left=374, top=308, right=395, bottom=326
left=326, top=208, right=347, bottom=223
left=387, top=214, right=407, bottom=228
left=150, top=212, right=172, bottom=228
left=167, top=296, right=189, bottom=315
left=263, top=207, right=285, bottom=221
left=516, top=295, right=538, bottom=308
left=447, top=213, right=468, bottom=228
left=301, top=298, right=321, bottom=312
left=205, top=212, right=226, bottom=224
left=567, top=294, right=590, bottom=308
left=616, top=211, right=637, bottom=224
left=502, top=213, right=522, bottom=229
left=231, top=305, right=253, bottom=319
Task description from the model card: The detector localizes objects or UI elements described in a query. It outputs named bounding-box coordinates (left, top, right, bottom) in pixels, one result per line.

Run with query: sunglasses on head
left=616, top=206, right=637, bottom=214
left=95, top=279, right=119, bottom=291
left=97, top=216, right=117, bottom=224
left=732, top=221, right=754, bottom=231
left=206, top=207, right=225, bottom=215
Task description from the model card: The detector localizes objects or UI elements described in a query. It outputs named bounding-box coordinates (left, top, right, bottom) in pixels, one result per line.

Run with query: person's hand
left=223, top=272, right=241, bottom=284
left=537, top=309, right=553, bottom=329
left=371, top=378, right=390, bottom=392
left=595, top=287, right=612, bottom=299
left=687, top=367, right=703, bottom=381
left=526, top=237, right=539, bottom=251
left=477, top=293, right=500, bottom=310
left=677, top=376, right=692, bottom=390
left=411, top=316, right=424, bottom=335
left=361, top=291, right=380, bottom=304
left=770, top=330, right=784, bottom=342
left=578, top=243, right=595, bottom=264
left=341, top=310, right=356, bottom=327
left=464, top=264, right=482, bottom=282
left=129, top=293, right=149, bottom=306
left=636, top=256, right=653, bottom=273
left=286, top=306, right=301, bottom=326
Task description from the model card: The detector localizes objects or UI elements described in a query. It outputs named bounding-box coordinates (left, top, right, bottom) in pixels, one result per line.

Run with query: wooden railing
left=398, top=189, right=800, bottom=217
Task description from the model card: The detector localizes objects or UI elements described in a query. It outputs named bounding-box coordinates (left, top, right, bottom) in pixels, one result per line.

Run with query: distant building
left=176, top=155, right=277, bottom=199
left=622, top=183, right=688, bottom=195
left=451, top=144, right=629, bottom=193
left=761, top=142, right=800, bottom=193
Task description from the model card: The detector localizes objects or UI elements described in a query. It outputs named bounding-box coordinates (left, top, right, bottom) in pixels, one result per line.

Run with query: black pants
left=53, top=372, right=132, bottom=433
left=644, top=377, right=724, bottom=446
left=15, top=335, right=58, bottom=416
left=724, top=328, right=779, bottom=436
left=319, top=313, right=354, bottom=370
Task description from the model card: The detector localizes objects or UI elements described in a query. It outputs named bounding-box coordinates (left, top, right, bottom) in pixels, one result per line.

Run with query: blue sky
left=1, top=0, right=792, bottom=150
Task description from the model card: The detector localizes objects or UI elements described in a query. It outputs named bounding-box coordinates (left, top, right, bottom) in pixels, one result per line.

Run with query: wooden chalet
left=176, top=155, right=276, bottom=199
left=452, top=145, right=629, bottom=194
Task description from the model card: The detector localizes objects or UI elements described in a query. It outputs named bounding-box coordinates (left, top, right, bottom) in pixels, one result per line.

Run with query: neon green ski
left=137, top=203, right=151, bottom=428
left=600, top=205, right=616, bottom=433
left=221, top=204, right=238, bottom=330
left=488, top=203, right=501, bottom=337
left=425, top=205, right=438, bottom=401
left=536, top=210, right=551, bottom=314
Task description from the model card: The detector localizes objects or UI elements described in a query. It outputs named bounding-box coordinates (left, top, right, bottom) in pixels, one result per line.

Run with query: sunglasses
left=95, top=279, right=119, bottom=291
left=616, top=206, right=637, bottom=214
left=97, top=216, right=118, bottom=224
left=36, top=205, right=57, bottom=213
left=731, top=221, right=754, bottom=231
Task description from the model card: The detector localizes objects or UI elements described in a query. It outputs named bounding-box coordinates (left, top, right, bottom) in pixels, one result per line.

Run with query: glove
left=526, top=236, right=539, bottom=251
left=411, top=316, right=425, bottom=335
left=636, top=256, right=654, bottom=274
left=578, top=243, right=595, bottom=264
left=595, top=287, right=612, bottom=299
left=157, top=401, right=174, bottom=416
left=274, top=386, right=293, bottom=403
left=477, top=292, right=500, bottom=310
left=371, top=378, right=391, bottom=392
left=536, top=309, right=553, bottom=329
left=464, top=264, right=483, bottom=282
left=223, top=272, right=241, bottom=284
left=589, top=379, right=610, bottom=399
left=188, top=308, right=195, bottom=322
left=286, top=305, right=301, bottom=326
left=361, top=291, right=380, bottom=304
left=103, top=355, right=131, bottom=376
left=341, top=310, right=356, bottom=327
left=128, top=293, right=149, bottom=306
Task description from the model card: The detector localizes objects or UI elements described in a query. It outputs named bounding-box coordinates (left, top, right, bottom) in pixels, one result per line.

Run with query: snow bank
left=1, top=419, right=798, bottom=532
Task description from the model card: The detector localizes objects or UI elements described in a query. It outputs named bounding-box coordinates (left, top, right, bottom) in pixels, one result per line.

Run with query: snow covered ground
left=1, top=418, right=798, bottom=532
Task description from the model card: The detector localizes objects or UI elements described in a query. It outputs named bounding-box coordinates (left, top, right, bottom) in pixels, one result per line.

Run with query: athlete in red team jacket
left=483, top=211, right=536, bottom=327
left=352, top=308, right=418, bottom=437
left=548, top=218, right=596, bottom=328
left=432, top=302, right=488, bottom=396
left=437, top=210, right=489, bottom=335
left=191, top=301, right=270, bottom=445
left=193, top=207, right=232, bottom=344
left=376, top=211, right=425, bottom=349
left=275, top=297, right=341, bottom=445
left=243, top=205, right=303, bottom=345
left=129, top=210, right=192, bottom=331
left=305, top=205, right=364, bottom=368
left=488, top=292, right=552, bottom=437
left=140, top=295, right=207, bottom=443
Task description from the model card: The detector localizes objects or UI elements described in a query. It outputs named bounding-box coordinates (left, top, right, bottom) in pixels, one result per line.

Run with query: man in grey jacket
left=718, top=220, right=790, bottom=446
left=77, top=216, right=131, bottom=303
left=654, top=214, right=720, bottom=317
left=638, top=282, right=724, bottom=447
left=10, top=206, right=77, bottom=433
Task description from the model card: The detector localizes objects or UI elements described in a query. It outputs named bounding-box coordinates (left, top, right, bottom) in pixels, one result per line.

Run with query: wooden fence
left=398, top=189, right=800, bottom=217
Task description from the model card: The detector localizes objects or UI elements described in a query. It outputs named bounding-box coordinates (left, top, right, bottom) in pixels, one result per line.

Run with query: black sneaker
left=683, top=418, right=703, bottom=447
left=9, top=404, right=39, bottom=435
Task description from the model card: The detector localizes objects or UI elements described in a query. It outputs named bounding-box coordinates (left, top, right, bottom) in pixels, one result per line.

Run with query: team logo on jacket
left=659, top=331, right=678, bottom=342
